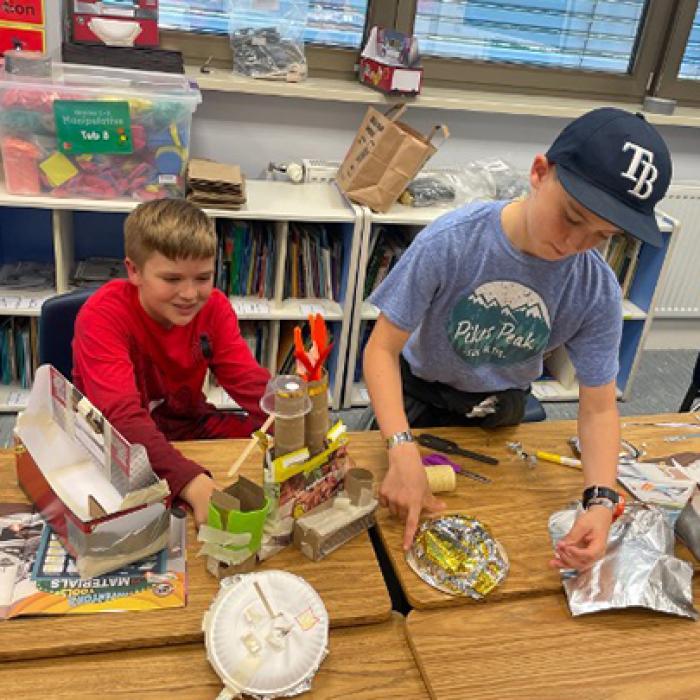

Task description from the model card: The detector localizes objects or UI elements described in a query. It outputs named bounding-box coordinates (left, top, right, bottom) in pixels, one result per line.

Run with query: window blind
left=679, top=4, right=700, bottom=80
left=158, top=1, right=368, bottom=48
left=413, top=0, right=648, bottom=73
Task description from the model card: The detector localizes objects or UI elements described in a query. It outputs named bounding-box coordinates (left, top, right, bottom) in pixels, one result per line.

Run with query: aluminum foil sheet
left=406, top=514, right=509, bottom=598
left=549, top=502, right=698, bottom=620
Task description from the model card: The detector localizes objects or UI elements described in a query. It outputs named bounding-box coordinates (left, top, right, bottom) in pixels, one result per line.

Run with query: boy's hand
left=549, top=505, right=612, bottom=571
left=379, top=442, right=446, bottom=551
left=180, top=473, right=216, bottom=527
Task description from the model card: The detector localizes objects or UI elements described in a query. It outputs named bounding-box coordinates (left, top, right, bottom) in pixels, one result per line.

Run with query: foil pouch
left=549, top=502, right=698, bottom=620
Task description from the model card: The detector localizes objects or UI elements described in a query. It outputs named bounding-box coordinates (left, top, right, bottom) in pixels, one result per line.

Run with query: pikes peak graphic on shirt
left=447, top=280, right=551, bottom=366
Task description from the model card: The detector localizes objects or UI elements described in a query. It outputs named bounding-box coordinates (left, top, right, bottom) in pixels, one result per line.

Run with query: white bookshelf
left=0, top=180, right=363, bottom=411
left=343, top=201, right=679, bottom=408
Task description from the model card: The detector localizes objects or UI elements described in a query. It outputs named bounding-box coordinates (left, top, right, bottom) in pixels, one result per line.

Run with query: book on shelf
left=605, top=233, right=642, bottom=299
left=216, top=221, right=276, bottom=298
left=284, top=223, right=342, bottom=301
left=0, top=317, right=38, bottom=388
left=238, top=321, right=270, bottom=366
left=364, top=227, right=410, bottom=299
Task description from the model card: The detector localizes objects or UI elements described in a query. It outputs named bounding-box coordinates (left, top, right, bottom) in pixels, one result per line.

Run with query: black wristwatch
left=582, top=485, right=620, bottom=511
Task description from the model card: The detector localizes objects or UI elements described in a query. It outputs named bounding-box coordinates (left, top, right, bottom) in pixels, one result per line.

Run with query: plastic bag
left=229, top=1, right=308, bottom=81
left=400, top=160, right=528, bottom=208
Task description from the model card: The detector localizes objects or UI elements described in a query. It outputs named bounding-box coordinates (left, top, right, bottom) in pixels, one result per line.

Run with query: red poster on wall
left=0, top=0, right=44, bottom=26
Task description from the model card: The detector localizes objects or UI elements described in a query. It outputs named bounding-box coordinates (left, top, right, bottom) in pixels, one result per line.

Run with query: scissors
left=416, top=433, right=499, bottom=465
left=423, top=452, right=491, bottom=484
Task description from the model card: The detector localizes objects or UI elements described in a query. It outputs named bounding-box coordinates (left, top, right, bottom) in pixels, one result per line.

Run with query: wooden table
left=0, top=613, right=428, bottom=699
left=405, top=580, right=700, bottom=700
left=0, top=439, right=391, bottom=662
left=346, top=413, right=699, bottom=610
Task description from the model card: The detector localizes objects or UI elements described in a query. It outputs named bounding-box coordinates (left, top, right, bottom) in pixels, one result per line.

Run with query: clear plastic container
left=0, top=61, right=201, bottom=201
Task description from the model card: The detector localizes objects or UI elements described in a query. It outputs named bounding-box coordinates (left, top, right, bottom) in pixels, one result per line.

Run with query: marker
left=535, top=451, right=582, bottom=468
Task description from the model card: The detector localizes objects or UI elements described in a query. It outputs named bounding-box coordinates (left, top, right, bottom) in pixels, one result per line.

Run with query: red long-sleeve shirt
left=72, top=280, right=270, bottom=498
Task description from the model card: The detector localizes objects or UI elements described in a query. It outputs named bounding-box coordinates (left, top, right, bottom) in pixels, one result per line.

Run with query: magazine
left=0, top=504, right=187, bottom=620
left=617, top=451, right=700, bottom=511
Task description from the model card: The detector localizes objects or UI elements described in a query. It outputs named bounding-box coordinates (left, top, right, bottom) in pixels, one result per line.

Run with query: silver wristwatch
left=385, top=430, right=415, bottom=450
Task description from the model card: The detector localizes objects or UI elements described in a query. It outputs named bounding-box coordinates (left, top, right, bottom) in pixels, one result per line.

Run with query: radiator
left=655, top=183, right=700, bottom=318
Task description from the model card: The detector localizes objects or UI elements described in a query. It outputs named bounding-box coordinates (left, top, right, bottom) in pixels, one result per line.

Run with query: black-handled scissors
left=416, top=433, right=499, bottom=465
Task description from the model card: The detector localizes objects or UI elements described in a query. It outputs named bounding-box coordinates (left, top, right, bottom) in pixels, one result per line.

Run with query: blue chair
left=38, top=288, right=95, bottom=381
left=680, top=353, right=700, bottom=413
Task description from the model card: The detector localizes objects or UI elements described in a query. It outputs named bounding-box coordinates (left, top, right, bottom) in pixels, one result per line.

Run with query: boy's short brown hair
left=125, top=199, right=216, bottom=267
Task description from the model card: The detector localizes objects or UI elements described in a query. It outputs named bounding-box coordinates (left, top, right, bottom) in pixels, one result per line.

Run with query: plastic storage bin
left=0, top=61, right=201, bottom=201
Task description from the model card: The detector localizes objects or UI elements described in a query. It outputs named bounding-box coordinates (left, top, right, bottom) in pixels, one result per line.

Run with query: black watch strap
left=582, top=485, right=619, bottom=509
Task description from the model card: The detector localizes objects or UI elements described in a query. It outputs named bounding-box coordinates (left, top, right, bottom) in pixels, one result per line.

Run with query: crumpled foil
left=406, top=514, right=509, bottom=598
left=549, top=502, right=698, bottom=620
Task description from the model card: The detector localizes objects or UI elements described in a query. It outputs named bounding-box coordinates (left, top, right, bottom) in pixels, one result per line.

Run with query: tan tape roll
left=425, top=465, right=456, bottom=493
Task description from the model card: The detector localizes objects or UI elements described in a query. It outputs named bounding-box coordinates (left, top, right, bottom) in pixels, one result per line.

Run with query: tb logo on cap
left=621, top=142, right=657, bottom=200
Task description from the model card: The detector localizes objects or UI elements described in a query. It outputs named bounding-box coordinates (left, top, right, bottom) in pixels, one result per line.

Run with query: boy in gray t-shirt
left=364, top=108, right=672, bottom=568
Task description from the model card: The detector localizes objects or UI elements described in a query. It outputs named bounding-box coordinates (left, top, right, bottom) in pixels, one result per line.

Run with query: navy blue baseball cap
left=546, top=107, right=672, bottom=247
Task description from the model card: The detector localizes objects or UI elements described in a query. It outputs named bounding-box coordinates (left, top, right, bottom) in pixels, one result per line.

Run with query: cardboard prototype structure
left=259, top=375, right=352, bottom=560
left=293, top=467, right=378, bottom=561
left=199, top=476, right=270, bottom=578
left=15, top=364, right=170, bottom=578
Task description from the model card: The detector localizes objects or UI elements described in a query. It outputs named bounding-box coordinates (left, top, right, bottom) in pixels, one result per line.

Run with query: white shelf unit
left=344, top=201, right=679, bottom=408
left=0, top=180, right=363, bottom=412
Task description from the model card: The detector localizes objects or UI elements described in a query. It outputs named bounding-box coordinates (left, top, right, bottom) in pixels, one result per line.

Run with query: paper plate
left=204, top=570, right=329, bottom=699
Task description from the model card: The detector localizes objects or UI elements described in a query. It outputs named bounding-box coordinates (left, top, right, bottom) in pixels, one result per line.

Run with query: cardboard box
left=359, top=26, right=423, bottom=95
left=15, top=364, right=171, bottom=578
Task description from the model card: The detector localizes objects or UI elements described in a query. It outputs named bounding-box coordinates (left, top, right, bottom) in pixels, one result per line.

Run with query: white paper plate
left=204, top=570, right=329, bottom=698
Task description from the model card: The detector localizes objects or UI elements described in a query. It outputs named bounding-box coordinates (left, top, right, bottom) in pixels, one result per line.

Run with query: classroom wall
left=191, top=91, right=700, bottom=182
left=191, top=91, right=700, bottom=349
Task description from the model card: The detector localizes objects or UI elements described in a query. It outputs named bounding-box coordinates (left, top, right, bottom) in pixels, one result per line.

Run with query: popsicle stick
left=227, top=414, right=274, bottom=478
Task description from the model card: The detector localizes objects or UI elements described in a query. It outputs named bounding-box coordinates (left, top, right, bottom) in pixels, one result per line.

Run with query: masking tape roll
left=425, top=465, right=456, bottom=493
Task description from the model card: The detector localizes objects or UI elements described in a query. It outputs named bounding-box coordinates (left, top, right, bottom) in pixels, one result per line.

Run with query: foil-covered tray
left=406, top=513, right=509, bottom=598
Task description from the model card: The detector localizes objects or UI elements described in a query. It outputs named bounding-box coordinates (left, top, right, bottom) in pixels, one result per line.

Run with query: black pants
left=398, top=356, right=528, bottom=428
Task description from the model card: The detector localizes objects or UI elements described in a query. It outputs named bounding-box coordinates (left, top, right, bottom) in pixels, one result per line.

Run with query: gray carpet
left=0, top=350, right=696, bottom=447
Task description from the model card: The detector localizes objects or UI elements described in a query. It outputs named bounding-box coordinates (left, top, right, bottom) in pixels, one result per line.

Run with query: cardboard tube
left=273, top=380, right=307, bottom=458
left=425, top=465, right=456, bottom=493
left=305, top=371, right=329, bottom=457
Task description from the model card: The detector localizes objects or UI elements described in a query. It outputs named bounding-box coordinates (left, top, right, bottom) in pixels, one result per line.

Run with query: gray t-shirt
left=370, top=200, right=622, bottom=391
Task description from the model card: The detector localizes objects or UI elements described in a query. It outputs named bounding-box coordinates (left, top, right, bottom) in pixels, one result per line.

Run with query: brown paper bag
left=336, top=104, right=448, bottom=212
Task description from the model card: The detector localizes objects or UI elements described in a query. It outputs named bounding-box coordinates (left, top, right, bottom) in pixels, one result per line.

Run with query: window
left=159, top=0, right=700, bottom=105
left=679, top=4, right=700, bottom=80
left=413, top=0, right=648, bottom=73
left=159, top=1, right=369, bottom=48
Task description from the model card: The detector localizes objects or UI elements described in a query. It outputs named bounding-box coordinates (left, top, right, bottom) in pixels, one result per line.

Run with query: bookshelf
left=0, top=180, right=362, bottom=411
left=343, top=201, right=679, bottom=408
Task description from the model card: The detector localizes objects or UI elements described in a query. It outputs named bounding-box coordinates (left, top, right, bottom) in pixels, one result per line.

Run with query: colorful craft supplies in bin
left=0, top=59, right=201, bottom=201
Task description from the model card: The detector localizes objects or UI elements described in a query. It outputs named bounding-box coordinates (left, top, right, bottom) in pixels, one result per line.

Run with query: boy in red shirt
left=73, top=200, right=270, bottom=525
